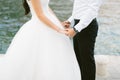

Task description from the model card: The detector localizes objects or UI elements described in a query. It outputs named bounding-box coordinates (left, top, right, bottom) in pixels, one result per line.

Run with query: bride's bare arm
left=31, top=0, right=65, bottom=33
left=48, top=7, right=56, bottom=17
left=48, top=7, right=63, bottom=24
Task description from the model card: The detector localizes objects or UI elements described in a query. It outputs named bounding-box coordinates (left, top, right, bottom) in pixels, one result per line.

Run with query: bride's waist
left=30, top=13, right=63, bottom=29
left=30, top=16, right=44, bottom=23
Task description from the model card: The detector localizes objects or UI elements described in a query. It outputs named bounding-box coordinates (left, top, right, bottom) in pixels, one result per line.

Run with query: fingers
left=64, top=21, right=71, bottom=24
left=64, top=30, right=71, bottom=37
left=62, top=21, right=71, bottom=28
left=58, top=28, right=74, bottom=38
left=59, top=29, right=68, bottom=35
left=64, top=28, right=76, bottom=38
left=59, top=30, right=69, bottom=36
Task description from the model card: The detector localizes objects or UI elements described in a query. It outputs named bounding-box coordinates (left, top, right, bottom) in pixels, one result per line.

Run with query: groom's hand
left=65, top=28, right=76, bottom=38
left=62, top=21, right=71, bottom=28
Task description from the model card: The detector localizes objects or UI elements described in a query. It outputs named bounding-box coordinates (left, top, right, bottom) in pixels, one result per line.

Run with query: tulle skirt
left=0, top=16, right=81, bottom=80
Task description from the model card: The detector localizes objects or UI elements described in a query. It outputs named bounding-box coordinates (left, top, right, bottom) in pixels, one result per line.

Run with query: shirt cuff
left=74, top=22, right=86, bottom=32
left=67, top=16, right=74, bottom=23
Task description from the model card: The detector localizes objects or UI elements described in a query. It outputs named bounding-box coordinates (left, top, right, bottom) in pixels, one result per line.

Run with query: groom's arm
left=74, top=0, right=102, bottom=32
left=62, top=16, right=74, bottom=28
left=67, top=16, right=74, bottom=23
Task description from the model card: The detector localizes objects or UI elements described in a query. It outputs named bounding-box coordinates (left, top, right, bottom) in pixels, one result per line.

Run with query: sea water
left=0, top=0, right=120, bottom=55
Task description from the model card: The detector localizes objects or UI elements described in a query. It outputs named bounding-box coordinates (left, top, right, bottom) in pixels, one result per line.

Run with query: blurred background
left=0, top=0, right=120, bottom=55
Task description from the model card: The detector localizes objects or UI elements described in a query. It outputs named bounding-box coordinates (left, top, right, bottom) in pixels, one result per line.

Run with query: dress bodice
left=27, top=0, right=50, bottom=19
left=27, top=0, right=63, bottom=29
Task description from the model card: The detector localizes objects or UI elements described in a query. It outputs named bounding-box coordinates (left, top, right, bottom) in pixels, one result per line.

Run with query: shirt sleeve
left=74, top=0, right=102, bottom=32
left=67, top=16, right=74, bottom=23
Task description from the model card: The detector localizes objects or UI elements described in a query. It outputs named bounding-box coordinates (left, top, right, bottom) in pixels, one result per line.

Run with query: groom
left=63, top=0, right=102, bottom=80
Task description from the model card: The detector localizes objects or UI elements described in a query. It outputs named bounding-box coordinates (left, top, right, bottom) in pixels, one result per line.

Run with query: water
left=96, top=0, right=120, bottom=55
left=0, top=0, right=120, bottom=55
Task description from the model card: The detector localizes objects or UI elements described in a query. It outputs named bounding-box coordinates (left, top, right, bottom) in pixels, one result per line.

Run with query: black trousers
left=73, top=19, right=98, bottom=80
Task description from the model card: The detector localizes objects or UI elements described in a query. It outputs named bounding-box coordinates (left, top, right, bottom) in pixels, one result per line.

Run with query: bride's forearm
left=49, top=7, right=62, bottom=24
left=49, top=7, right=56, bottom=16
left=38, top=14, right=61, bottom=32
left=31, top=0, right=62, bottom=32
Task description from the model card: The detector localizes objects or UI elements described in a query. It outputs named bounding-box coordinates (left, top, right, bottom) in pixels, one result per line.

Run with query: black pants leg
left=73, top=19, right=98, bottom=80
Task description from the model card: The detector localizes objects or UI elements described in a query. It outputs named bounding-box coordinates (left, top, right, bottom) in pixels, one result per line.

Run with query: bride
left=0, top=0, right=81, bottom=80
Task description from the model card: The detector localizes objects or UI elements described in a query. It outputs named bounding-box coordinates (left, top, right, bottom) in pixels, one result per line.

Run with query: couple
left=0, top=0, right=101, bottom=80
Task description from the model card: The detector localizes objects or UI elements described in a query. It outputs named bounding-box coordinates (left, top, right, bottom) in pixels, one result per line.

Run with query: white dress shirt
left=68, top=0, right=102, bottom=32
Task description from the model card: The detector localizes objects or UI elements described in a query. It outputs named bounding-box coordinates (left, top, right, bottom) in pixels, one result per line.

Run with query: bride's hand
left=57, top=29, right=68, bottom=35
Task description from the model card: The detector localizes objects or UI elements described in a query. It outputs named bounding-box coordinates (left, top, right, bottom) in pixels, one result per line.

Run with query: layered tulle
left=0, top=0, right=81, bottom=80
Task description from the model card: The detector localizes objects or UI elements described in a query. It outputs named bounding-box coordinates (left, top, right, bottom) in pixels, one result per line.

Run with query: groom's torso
left=72, top=0, right=100, bottom=19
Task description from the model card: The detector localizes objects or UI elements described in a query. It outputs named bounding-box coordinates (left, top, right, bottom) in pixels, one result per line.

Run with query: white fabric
left=68, top=0, right=102, bottom=32
left=0, top=0, right=81, bottom=80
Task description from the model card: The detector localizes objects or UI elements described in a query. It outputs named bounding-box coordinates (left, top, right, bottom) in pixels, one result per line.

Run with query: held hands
left=65, top=28, right=76, bottom=38
left=60, top=20, right=76, bottom=38
left=62, top=21, right=71, bottom=28
left=58, top=28, right=76, bottom=38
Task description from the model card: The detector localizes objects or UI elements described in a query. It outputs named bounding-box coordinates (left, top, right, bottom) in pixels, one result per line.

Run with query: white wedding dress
left=0, top=0, right=81, bottom=80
